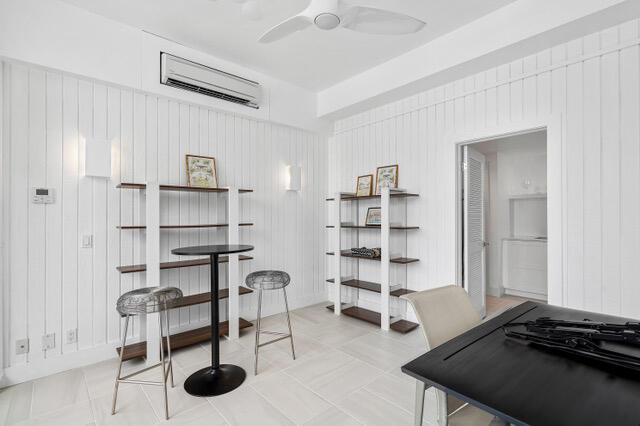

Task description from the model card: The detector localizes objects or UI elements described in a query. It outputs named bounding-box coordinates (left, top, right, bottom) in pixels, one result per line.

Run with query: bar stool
left=246, top=271, right=296, bottom=374
left=112, top=286, right=182, bottom=420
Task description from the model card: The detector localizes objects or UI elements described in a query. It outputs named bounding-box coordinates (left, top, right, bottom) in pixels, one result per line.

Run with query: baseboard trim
left=0, top=291, right=328, bottom=387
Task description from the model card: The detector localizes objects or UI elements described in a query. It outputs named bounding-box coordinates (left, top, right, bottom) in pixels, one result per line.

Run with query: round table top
left=172, top=244, right=254, bottom=256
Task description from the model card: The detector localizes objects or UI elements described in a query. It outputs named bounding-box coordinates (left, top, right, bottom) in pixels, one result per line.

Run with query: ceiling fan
left=259, top=0, right=426, bottom=43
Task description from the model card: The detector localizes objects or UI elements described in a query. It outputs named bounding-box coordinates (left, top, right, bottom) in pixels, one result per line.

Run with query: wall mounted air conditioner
left=160, top=52, right=262, bottom=109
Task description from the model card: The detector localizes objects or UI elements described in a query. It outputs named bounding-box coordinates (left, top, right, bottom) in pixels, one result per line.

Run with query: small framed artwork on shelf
left=355, top=174, right=373, bottom=197
left=365, top=207, right=381, bottom=226
left=186, top=154, right=218, bottom=188
left=375, top=164, right=398, bottom=194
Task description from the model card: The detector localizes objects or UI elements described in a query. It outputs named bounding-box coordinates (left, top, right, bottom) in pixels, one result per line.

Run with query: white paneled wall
left=1, top=61, right=326, bottom=380
left=330, top=19, right=640, bottom=320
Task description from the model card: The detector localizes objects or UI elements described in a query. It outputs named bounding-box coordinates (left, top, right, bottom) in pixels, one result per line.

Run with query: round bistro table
left=171, top=244, right=254, bottom=397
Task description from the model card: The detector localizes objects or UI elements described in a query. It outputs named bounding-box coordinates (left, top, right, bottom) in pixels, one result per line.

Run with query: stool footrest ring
left=257, top=333, right=294, bottom=348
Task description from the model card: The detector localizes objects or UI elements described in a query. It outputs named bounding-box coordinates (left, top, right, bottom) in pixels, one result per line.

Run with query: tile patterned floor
left=0, top=303, right=440, bottom=426
left=485, top=295, right=528, bottom=317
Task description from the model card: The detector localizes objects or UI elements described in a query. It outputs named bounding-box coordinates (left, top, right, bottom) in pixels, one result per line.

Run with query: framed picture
left=355, top=174, right=373, bottom=197
left=365, top=207, right=381, bottom=226
left=186, top=154, right=218, bottom=188
left=375, top=164, right=399, bottom=194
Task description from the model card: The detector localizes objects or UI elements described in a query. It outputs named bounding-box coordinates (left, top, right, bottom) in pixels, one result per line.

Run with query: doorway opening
left=459, top=130, right=548, bottom=317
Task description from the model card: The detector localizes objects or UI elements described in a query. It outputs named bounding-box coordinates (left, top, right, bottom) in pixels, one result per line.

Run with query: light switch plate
left=42, top=333, right=56, bottom=351
left=16, top=339, right=29, bottom=355
left=81, top=235, right=93, bottom=248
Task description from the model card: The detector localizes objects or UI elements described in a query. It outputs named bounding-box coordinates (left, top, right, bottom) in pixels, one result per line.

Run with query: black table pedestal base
left=183, top=364, right=246, bottom=397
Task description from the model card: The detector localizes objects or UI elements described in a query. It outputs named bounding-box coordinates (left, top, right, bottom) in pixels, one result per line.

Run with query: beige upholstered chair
left=402, top=285, right=506, bottom=426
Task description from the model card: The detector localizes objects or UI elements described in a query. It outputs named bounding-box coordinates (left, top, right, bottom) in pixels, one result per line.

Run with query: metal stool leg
left=283, top=288, right=295, bottom=360
left=164, top=309, right=174, bottom=388
left=112, top=314, right=130, bottom=415
left=254, top=289, right=263, bottom=375
left=158, top=312, right=169, bottom=420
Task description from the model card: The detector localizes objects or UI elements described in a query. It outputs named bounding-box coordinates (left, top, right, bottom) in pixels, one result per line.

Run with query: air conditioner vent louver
left=161, top=53, right=262, bottom=109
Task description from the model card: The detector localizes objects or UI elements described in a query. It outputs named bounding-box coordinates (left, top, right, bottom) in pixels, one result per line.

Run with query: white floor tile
left=284, top=350, right=384, bottom=403
left=13, top=400, right=94, bottom=426
left=339, top=332, right=424, bottom=371
left=141, top=369, right=204, bottom=421
left=0, top=381, right=34, bottom=425
left=158, top=402, right=227, bottom=426
left=251, top=372, right=331, bottom=424
left=31, top=369, right=89, bottom=417
left=93, top=385, right=158, bottom=426
left=2, top=303, right=433, bottom=426
left=337, top=389, right=415, bottom=426
left=303, top=406, right=362, bottom=426
left=209, top=386, right=294, bottom=426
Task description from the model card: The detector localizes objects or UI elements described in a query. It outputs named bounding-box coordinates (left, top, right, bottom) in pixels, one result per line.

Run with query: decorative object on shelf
left=355, top=174, right=373, bottom=197
left=350, top=247, right=381, bottom=258
left=285, top=165, right=301, bottom=191
left=365, top=207, right=381, bottom=226
left=186, top=154, right=218, bottom=188
left=375, top=164, right=399, bottom=194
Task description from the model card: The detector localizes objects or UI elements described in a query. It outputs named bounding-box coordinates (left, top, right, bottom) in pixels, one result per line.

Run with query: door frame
left=453, top=115, right=565, bottom=306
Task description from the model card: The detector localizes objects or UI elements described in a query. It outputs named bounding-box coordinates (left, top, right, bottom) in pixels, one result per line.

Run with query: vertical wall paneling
left=1, top=61, right=326, bottom=382
left=45, top=72, right=63, bottom=358
left=0, top=62, right=5, bottom=373
left=331, top=19, right=640, bottom=319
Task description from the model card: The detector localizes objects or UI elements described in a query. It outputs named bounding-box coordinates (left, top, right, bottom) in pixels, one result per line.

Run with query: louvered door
left=463, top=146, right=487, bottom=317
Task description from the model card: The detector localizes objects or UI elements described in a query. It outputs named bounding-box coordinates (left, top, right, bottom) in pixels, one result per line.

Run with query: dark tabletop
left=171, top=244, right=254, bottom=256
left=402, top=301, right=640, bottom=426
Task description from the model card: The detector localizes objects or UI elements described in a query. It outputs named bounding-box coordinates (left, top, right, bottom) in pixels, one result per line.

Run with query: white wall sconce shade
left=285, top=165, right=301, bottom=191
left=85, top=138, right=111, bottom=178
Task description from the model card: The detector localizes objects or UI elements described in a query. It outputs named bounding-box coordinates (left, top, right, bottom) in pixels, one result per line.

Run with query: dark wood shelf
left=326, top=224, right=419, bottom=230
left=117, top=223, right=254, bottom=230
left=325, top=193, right=418, bottom=202
left=326, top=251, right=419, bottom=264
left=167, top=286, right=253, bottom=309
left=325, top=304, right=418, bottom=334
left=116, top=255, right=253, bottom=274
left=117, top=182, right=253, bottom=193
left=116, top=318, right=253, bottom=361
left=326, top=278, right=416, bottom=297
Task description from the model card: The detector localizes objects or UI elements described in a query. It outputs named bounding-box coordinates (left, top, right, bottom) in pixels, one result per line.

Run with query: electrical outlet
left=16, top=338, right=29, bottom=355
left=66, top=328, right=78, bottom=344
left=42, top=333, right=56, bottom=351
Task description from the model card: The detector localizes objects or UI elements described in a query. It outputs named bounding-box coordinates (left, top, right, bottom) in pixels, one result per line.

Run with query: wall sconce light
left=285, top=165, right=301, bottom=191
left=85, top=138, right=112, bottom=178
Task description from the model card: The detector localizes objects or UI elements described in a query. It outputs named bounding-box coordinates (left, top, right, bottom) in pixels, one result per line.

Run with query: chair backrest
left=401, top=285, right=481, bottom=350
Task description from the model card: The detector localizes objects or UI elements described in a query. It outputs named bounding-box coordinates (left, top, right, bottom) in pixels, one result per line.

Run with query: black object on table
left=402, top=301, right=640, bottom=426
left=171, top=244, right=254, bottom=397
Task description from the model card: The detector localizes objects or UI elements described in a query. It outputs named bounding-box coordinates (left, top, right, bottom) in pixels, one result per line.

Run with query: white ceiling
left=61, top=0, right=517, bottom=90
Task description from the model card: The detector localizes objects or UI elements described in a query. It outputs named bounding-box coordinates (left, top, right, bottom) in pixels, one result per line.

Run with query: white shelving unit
left=326, top=187, right=420, bottom=333
left=115, top=182, right=254, bottom=362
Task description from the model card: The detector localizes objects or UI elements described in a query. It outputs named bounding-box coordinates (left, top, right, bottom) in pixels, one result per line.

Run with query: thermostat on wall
left=32, top=188, right=55, bottom=204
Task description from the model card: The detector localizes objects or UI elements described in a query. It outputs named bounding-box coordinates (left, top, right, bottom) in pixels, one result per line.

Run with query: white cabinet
left=501, top=238, right=547, bottom=301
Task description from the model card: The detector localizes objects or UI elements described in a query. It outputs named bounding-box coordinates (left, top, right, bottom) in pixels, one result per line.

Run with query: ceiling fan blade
left=341, top=6, right=425, bottom=35
left=259, top=15, right=312, bottom=43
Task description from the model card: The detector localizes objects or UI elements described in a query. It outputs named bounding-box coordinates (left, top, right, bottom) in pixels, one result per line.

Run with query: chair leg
left=254, top=289, right=263, bottom=375
left=159, top=312, right=169, bottom=420
left=414, top=380, right=425, bottom=426
left=283, top=288, right=295, bottom=360
left=112, top=315, right=130, bottom=415
left=164, top=309, right=174, bottom=388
